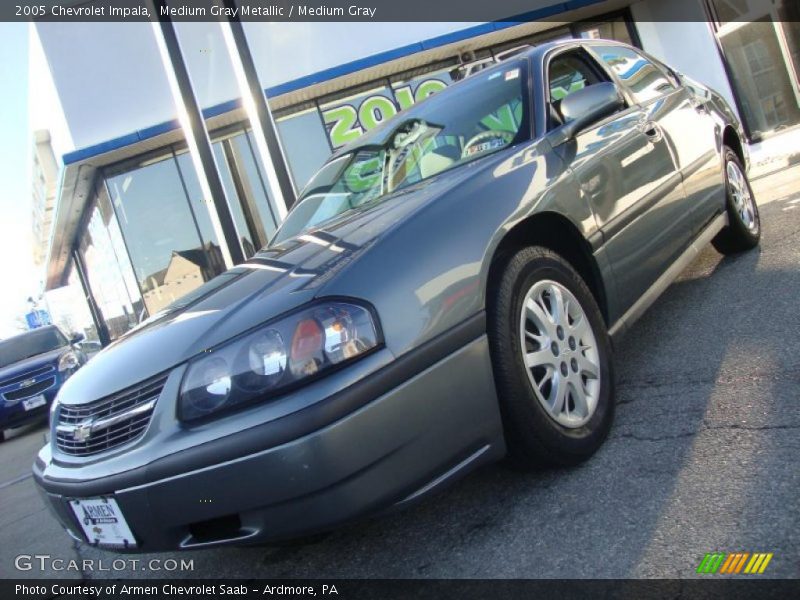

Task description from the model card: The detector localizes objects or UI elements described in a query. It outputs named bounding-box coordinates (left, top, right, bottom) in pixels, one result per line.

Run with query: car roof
left=519, top=37, right=631, bottom=60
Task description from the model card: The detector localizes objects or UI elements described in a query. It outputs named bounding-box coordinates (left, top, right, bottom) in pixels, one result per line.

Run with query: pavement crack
left=702, top=421, right=800, bottom=432
left=612, top=431, right=697, bottom=442
left=612, top=421, right=800, bottom=443
left=617, top=364, right=800, bottom=396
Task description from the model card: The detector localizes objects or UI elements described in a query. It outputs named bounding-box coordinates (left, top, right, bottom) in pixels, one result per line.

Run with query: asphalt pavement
left=1, top=165, right=798, bottom=580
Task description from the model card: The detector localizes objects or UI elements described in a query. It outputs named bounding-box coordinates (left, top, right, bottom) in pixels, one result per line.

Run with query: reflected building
left=141, top=243, right=225, bottom=315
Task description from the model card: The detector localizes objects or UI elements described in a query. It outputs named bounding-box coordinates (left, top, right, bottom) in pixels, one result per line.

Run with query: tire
left=0, top=430, right=5, bottom=443
left=712, top=146, right=760, bottom=254
left=488, top=246, right=615, bottom=469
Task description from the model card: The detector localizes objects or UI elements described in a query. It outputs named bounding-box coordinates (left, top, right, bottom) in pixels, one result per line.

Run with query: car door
left=647, top=53, right=724, bottom=231
left=546, top=46, right=685, bottom=314
left=590, top=43, right=715, bottom=244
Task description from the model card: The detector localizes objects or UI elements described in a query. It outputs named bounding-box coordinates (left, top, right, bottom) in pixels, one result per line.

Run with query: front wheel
left=712, top=146, right=760, bottom=254
left=488, top=246, right=615, bottom=469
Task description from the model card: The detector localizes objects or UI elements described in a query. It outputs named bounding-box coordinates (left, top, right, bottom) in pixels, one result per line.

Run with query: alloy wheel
left=518, top=280, right=601, bottom=428
left=727, top=160, right=757, bottom=232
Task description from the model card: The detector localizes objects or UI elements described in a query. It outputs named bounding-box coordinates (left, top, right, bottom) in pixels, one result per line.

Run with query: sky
left=0, top=23, right=36, bottom=339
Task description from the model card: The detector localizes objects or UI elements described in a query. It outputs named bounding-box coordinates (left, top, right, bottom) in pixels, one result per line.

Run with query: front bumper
left=34, top=330, right=504, bottom=552
left=1, top=382, right=61, bottom=430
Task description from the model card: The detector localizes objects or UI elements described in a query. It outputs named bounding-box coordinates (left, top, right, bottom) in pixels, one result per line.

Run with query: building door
left=710, top=0, right=800, bottom=140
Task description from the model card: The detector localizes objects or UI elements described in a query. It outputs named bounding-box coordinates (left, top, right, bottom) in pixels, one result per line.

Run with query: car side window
left=547, top=50, right=611, bottom=129
left=594, top=45, right=676, bottom=104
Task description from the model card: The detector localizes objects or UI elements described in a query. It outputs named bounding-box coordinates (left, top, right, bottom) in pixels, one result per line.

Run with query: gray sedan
left=34, top=39, right=759, bottom=552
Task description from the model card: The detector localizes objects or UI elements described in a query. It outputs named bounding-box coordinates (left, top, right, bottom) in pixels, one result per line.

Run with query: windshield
left=0, top=327, right=68, bottom=368
left=273, top=60, right=529, bottom=243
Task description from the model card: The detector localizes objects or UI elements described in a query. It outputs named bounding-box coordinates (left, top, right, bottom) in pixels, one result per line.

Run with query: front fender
left=318, top=139, right=597, bottom=359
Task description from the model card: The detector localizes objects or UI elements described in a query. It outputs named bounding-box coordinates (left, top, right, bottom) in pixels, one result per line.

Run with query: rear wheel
left=712, top=146, right=760, bottom=254
left=488, top=246, right=615, bottom=469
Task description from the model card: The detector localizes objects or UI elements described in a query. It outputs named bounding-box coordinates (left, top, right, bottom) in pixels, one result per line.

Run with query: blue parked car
left=0, top=325, right=87, bottom=442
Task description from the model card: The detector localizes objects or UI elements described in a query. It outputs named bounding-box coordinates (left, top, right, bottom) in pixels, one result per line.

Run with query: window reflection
left=275, top=108, right=333, bottom=191
left=173, top=151, right=226, bottom=253
left=239, top=130, right=280, bottom=238
left=716, top=16, right=800, bottom=137
left=187, top=130, right=278, bottom=257
left=45, top=261, right=101, bottom=349
left=596, top=45, right=675, bottom=103
left=102, top=130, right=281, bottom=316
left=105, top=153, right=225, bottom=316
left=212, top=141, right=256, bottom=258
left=78, top=194, right=144, bottom=340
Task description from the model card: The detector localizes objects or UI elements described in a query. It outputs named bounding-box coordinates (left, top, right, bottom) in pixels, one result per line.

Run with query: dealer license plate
left=22, top=395, right=46, bottom=410
left=69, top=498, right=137, bottom=548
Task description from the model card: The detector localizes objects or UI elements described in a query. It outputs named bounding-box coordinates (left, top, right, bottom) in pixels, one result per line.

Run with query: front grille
left=4, top=377, right=56, bottom=401
left=55, top=373, right=168, bottom=457
left=0, top=364, right=55, bottom=388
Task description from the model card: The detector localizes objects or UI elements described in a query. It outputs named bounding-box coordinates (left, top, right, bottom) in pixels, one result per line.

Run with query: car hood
left=58, top=166, right=481, bottom=405
left=0, top=348, right=65, bottom=383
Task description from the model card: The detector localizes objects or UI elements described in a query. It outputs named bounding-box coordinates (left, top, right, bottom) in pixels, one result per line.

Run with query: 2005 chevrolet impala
left=35, top=40, right=759, bottom=551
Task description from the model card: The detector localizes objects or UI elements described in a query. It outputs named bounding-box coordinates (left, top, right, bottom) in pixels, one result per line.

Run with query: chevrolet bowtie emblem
left=20, top=378, right=36, bottom=388
left=72, top=421, right=94, bottom=443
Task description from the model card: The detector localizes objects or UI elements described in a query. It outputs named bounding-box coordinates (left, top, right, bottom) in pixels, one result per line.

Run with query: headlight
left=178, top=301, right=380, bottom=422
left=58, top=351, right=80, bottom=373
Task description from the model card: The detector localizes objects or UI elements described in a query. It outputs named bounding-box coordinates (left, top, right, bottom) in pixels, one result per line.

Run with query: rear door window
left=593, top=45, right=676, bottom=104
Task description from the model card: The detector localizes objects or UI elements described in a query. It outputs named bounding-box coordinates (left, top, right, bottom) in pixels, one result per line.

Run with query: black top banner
left=1, top=0, right=784, bottom=22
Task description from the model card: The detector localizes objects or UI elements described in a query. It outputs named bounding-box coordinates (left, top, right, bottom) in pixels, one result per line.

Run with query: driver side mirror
left=70, top=333, right=85, bottom=345
left=548, top=82, right=624, bottom=146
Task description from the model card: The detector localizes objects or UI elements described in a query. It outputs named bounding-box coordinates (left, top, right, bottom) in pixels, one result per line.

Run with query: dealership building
left=33, top=0, right=799, bottom=346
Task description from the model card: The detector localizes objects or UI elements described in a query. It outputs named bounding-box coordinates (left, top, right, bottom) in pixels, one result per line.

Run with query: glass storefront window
left=173, top=151, right=228, bottom=261
left=275, top=107, right=333, bottom=191
left=320, top=85, right=399, bottom=149
left=99, top=189, right=144, bottom=317
left=77, top=195, right=143, bottom=340
left=45, top=261, right=100, bottom=349
left=238, top=131, right=280, bottom=240
left=105, top=153, right=225, bottom=316
left=717, top=18, right=800, bottom=138
left=212, top=140, right=257, bottom=258
left=102, top=129, right=281, bottom=319
left=390, top=67, right=453, bottom=111
left=316, top=70, right=458, bottom=152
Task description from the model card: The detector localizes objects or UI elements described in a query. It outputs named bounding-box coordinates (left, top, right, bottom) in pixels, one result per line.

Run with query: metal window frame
left=221, top=2, right=299, bottom=213
left=152, top=0, right=245, bottom=266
